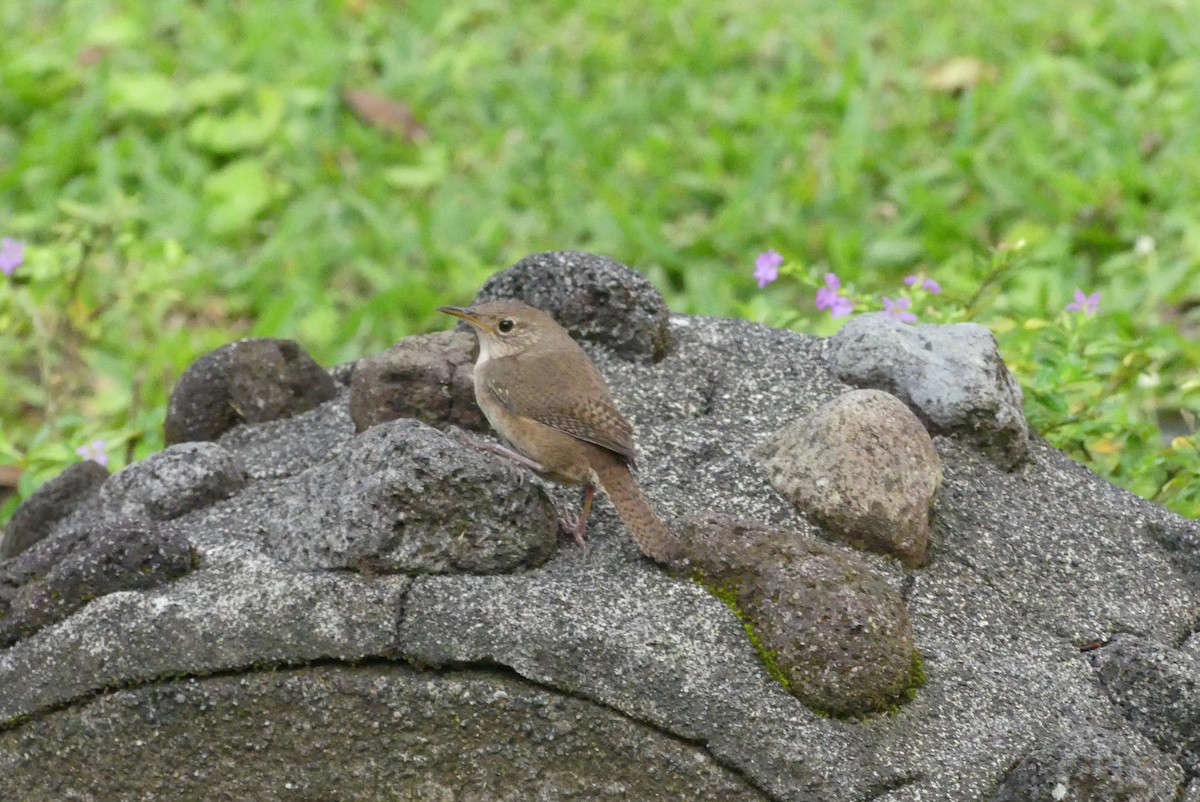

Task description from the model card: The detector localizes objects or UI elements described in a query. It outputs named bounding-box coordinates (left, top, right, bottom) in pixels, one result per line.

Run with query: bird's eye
left=497, top=319, right=515, bottom=333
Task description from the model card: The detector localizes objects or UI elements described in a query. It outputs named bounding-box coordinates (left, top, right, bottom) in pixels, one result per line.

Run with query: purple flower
left=828, top=295, right=854, bottom=318
left=1065, top=288, right=1101, bottom=316
left=882, top=296, right=917, bottom=323
left=0, top=238, right=24, bottom=276
left=903, top=274, right=941, bottom=294
left=815, top=273, right=854, bottom=319
left=754, top=250, right=783, bottom=288
left=75, top=439, right=108, bottom=467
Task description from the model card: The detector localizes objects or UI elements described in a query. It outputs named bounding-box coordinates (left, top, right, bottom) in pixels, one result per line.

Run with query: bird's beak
left=437, top=305, right=485, bottom=330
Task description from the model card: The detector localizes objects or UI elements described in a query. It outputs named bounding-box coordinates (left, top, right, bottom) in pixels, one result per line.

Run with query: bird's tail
left=593, top=452, right=679, bottom=563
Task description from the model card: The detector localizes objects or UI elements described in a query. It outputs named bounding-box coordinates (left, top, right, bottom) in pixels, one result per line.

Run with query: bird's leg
left=564, top=483, right=597, bottom=552
left=555, top=483, right=595, bottom=556
left=452, top=429, right=548, bottom=474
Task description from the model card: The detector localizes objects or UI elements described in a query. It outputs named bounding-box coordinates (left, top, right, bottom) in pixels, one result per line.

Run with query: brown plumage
left=437, top=300, right=675, bottom=562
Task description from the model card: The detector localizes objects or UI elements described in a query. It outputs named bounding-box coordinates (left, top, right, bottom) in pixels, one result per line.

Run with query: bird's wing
left=482, top=351, right=637, bottom=462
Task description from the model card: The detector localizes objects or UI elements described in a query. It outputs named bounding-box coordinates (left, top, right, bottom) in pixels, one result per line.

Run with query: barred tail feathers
left=593, top=454, right=678, bottom=563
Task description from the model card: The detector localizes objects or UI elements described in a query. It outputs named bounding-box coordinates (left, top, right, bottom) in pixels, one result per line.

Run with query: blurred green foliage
left=0, top=0, right=1196, bottom=518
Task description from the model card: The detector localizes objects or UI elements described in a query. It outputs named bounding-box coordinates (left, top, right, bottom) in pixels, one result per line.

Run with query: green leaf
left=106, top=72, right=179, bottom=118
left=85, top=15, right=143, bottom=47
left=182, top=72, right=250, bottom=109
left=202, top=159, right=273, bottom=236
left=187, top=88, right=284, bottom=154
left=383, top=145, right=449, bottom=190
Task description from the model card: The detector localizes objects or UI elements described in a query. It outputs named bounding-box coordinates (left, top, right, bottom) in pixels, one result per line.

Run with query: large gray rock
left=1, top=255, right=1197, bottom=801
left=825, top=314, right=1029, bottom=469
left=0, top=665, right=766, bottom=802
left=243, top=419, right=560, bottom=574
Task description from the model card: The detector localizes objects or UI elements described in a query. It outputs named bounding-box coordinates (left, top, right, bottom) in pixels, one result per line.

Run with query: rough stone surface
left=349, top=329, right=484, bottom=433
left=218, top=393, right=355, bottom=480
left=1091, top=634, right=1200, bottom=775
left=474, top=250, right=671, bottom=362
left=0, top=665, right=767, bottom=802
left=1, top=256, right=1198, bottom=801
left=205, top=419, right=557, bottom=576
left=397, top=562, right=868, bottom=799
left=95, top=441, right=245, bottom=522
left=164, top=337, right=337, bottom=444
left=990, top=725, right=1183, bottom=802
left=0, top=519, right=195, bottom=648
left=755, top=389, right=940, bottom=566
left=825, top=314, right=1030, bottom=469
left=666, top=513, right=918, bottom=716
left=932, top=438, right=1196, bottom=644
left=0, top=563, right=409, bottom=722
left=0, top=459, right=108, bottom=560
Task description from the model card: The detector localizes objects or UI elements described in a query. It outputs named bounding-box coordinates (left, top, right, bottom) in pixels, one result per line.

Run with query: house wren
left=437, top=300, right=675, bottom=562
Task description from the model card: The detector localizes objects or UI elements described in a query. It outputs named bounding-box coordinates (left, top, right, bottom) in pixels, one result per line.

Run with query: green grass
left=1, top=0, right=1197, bottom=517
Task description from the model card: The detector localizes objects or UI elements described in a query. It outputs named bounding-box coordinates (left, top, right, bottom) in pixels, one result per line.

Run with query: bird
left=437, top=300, right=676, bottom=561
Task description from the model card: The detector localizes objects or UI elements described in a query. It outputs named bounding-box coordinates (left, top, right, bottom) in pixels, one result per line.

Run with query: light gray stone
left=825, top=314, right=1029, bottom=468
left=756, top=388, right=940, bottom=566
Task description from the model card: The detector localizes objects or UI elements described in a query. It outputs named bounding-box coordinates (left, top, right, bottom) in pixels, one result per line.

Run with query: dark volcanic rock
left=164, top=337, right=337, bottom=444
left=0, top=519, right=195, bottom=647
left=0, top=460, right=108, bottom=560
left=348, top=329, right=484, bottom=433
left=667, top=513, right=919, bottom=716
left=991, top=725, right=1183, bottom=802
left=825, top=314, right=1029, bottom=469
left=756, top=389, right=940, bottom=567
left=474, top=250, right=671, bottom=363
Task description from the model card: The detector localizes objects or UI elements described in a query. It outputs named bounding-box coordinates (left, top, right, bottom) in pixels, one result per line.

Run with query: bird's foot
left=556, top=510, right=590, bottom=557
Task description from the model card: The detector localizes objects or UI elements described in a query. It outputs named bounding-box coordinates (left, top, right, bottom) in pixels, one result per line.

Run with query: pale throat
left=474, top=332, right=496, bottom=367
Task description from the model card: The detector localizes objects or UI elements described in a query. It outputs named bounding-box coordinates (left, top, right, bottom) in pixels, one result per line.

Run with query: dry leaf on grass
left=342, top=88, right=428, bottom=143
left=923, top=56, right=992, bottom=93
